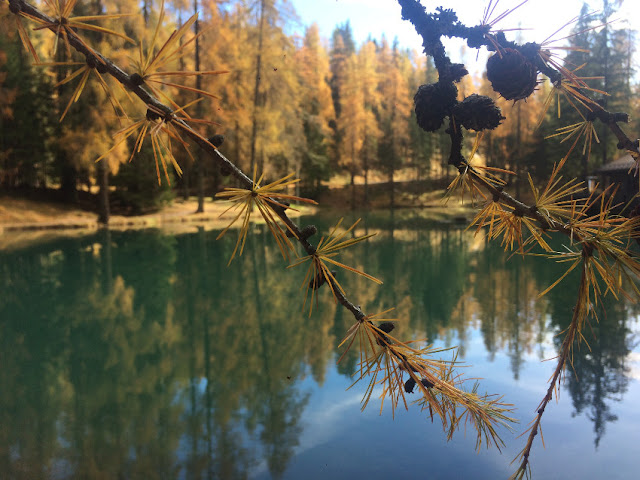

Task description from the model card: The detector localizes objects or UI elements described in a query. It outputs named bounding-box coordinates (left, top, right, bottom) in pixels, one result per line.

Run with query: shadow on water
left=0, top=214, right=638, bottom=478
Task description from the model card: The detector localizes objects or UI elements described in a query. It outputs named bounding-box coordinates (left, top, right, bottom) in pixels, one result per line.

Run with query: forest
left=1, top=0, right=638, bottom=217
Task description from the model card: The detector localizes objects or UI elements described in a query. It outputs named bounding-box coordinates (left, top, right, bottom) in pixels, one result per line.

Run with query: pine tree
left=406, top=50, right=437, bottom=186
left=296, top=23, right=335, bottom=196
left=543, top=1, right=636, bottom=178
left=376, top=38, right=411, bottom=207
left=336, top=51, right=364, bottom=207
left=329, top=22, right=356, bottom=174
left=357, top=39, right=381, bottom=205
left=0, top=18, right=54, bottom=189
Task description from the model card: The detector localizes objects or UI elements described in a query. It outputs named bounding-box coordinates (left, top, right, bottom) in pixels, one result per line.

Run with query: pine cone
left=378, top=322, right=395, bottom=333
left=208, top=134, right=225, bottom=148
left=404, top=378, right=417, bottom=393
left=414, top=82, right=458, bottom=132
left=453, top=94, right=505, bottom=131
left=486, top=49, right=538, bottom=101
left=129, top=73, right=145, bottom=86
left=421, top=378, right=434, bottom=389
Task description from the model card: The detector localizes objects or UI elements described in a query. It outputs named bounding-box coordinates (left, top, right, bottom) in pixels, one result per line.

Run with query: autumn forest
left=1, top=0, right=638, bottom=216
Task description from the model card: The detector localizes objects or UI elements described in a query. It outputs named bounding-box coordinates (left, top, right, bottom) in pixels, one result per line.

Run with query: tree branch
left=7, top=0, right=370, bottom=324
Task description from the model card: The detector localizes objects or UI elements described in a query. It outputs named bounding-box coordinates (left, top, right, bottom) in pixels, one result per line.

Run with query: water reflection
left=0, top=215, right=638, bottom=478
left=562, top=303, right=634, bottom=448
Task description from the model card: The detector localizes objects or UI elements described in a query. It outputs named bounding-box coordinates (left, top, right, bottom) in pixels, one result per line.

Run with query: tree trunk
left=250, top=0, right=266, bottom=174
left=363, top=123, right=369, bottom=207
left=601, top=41, right=610, bottom=168
left=364, top=167, right=369, bottom=206
left=600, top=4, right=611, bottom=168
left=350, top=142, right=357, bottom=209
left=194, top=0, right=205, bottom=213
left=389, top=168, right=395, bottom=208
left=182, top=166, right=190, bottom=200
left=234, top=120, right=241, bottom=174
left=97, top=158, right=110, bottom=225
left=55, top=46, right=77, bottom=203
left=350, top=169, right=356, bottom=210
left=101, top=228, right=112, bottom=294
left=142, top=0, right=151, bottom=23
left=60, top=160, right=78, bottom=203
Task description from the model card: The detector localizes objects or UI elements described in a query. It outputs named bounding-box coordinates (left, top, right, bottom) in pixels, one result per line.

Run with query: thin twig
left=510, top=262, right=588, bottom=478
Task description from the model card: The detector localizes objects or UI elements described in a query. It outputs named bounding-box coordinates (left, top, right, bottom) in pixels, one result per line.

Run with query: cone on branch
left=453, top=94, right=505, bottom=131
left=414, top=81, right=458, bottom=132
left=486, top=48, right=538, bottom=101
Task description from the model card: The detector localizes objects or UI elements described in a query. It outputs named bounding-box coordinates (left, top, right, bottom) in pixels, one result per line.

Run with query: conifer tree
left=296, top=23, right=335, bottom=196
left=357, top=39, right=381, bottom=205
left=377, top=38, right=411, bottom=206
left=336, top=51, right=364, bottom=206
left=329, top=22, right=355, bottom=174
left=406, top=50, right=437, bottom=185
left=0, top=15, right=53, bottom=189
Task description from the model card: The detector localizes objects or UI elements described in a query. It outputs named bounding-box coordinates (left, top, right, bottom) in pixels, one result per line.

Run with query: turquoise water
left=1, top=210, right=639, bottom=479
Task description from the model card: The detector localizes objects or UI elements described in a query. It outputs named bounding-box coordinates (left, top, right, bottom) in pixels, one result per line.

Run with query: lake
left=1, top=210, right=639, bottom=479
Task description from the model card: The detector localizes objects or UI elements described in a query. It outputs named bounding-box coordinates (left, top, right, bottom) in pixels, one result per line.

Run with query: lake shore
left=0, top=187, right=475, bottom=250
left=0, top=194, right=315, bottom=250
left=0, top=195, right=248, bottom=232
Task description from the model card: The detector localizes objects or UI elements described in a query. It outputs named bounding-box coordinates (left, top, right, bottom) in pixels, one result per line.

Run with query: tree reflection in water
left=0, top=215, right=638, bottom=477
left=565, top=302, right=635, bottom=448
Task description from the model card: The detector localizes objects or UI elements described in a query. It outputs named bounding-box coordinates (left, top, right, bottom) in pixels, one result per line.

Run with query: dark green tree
left=110, top=143, right=174, bottom=214
left=0, top=27, right=54, bottom=189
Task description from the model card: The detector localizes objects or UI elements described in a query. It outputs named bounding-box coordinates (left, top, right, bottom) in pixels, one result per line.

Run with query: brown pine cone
left=414, top=81, right=458, bottom=132
left=453, top=94, right=505, bottom=131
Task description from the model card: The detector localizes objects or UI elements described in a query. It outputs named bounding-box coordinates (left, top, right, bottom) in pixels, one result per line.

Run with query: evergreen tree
left=296, top=24, right=335, bottom=196
left=592, top=1, right=635, bottom=166
left=377, top=38, right=411, bottom=207
left=358, top=39, right=381, bottom=205
left=406, top=51, right=437, bottom=185
left=543, top=2, right=636, bottom=178
left=111, top=143, right=174, bottom=214
left=329, top=22, right=356, bottom=173
left=337, top=51, right=364, bottom=207
left=0, top=24, right=54, bottom=189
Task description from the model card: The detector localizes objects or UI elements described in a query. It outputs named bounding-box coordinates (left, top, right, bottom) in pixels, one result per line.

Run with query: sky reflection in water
left=1, top=210, right=639, bottom=479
